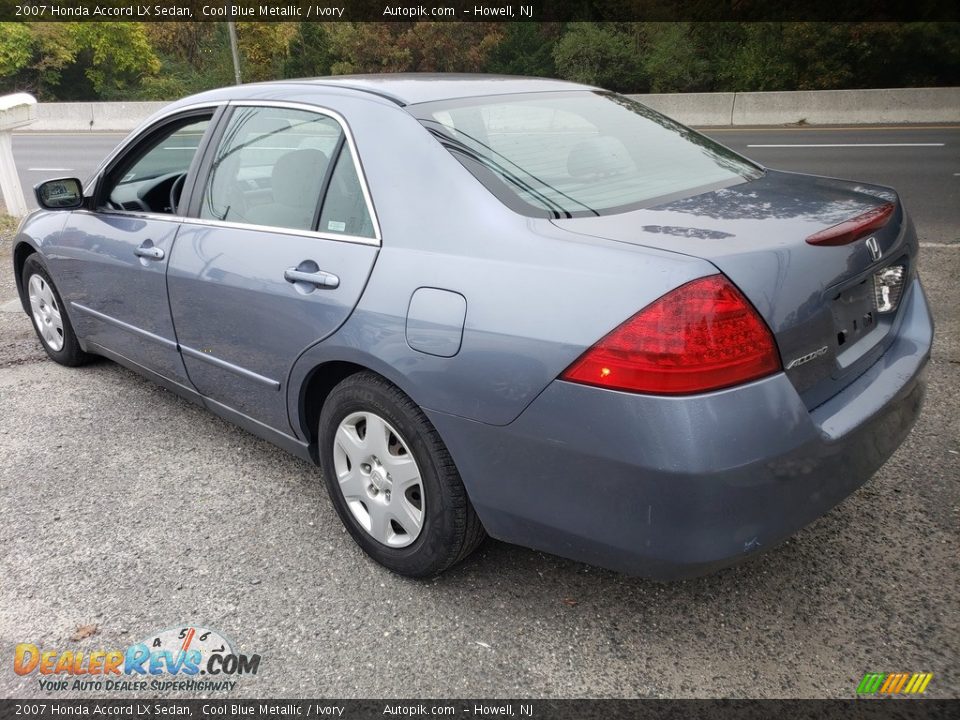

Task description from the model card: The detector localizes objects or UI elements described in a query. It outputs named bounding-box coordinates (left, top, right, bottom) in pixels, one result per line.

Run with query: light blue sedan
left=14, top=75, right=931, bottom=577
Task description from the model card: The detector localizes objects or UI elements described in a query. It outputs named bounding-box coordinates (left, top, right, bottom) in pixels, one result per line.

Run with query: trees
left=0, top=20, right=957, bottom=101
left=0, top=23, right=82, bottom=99
left=69, top=23, right=160, bottom=99
left=0, top=22, right=159, bottom=99
left=641, top=23, right=711, bottom=92
left=0, top=23, right=33, bottom=79
left=235, top=22, right=297, bottom=82
left=485, top=22, right=560, bottom=78
left=321, top=22, right=503, bottom=75
left=138, top=23, right=234, bottom=99
left=285, top=22, right=335, bottom=78
left=553, top=23, right=646, bottom=92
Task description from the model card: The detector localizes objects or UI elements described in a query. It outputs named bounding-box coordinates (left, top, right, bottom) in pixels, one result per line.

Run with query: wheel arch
left=292, top=352, right=427, bottom=462
left=297, top=360, right=367, bottom=459
left=13, top=240, right=40, bottom=314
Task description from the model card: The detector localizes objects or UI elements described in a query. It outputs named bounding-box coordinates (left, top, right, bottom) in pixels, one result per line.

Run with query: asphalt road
left=0, top=126, right=957, bottom=700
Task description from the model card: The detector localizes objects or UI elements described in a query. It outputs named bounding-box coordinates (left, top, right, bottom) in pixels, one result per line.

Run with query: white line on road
left=919, top=242, right=959, bottom=248
left=27, top=167, right=73, bottom=172
left=747, top=143, right=945, bottom=148
left=706, top=125, right=960, bottom=132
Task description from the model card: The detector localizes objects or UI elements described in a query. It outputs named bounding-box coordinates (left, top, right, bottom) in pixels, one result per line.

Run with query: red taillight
left=560, top=275, right=781, bottom=395
left=805, top=202, right=895, bottom=246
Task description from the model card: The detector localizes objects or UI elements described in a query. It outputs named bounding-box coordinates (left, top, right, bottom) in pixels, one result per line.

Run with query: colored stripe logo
left=857, top=672, right=933, bottom=694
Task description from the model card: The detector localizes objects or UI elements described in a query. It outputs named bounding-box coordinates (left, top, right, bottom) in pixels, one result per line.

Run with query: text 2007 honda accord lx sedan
left=14, top=75, right=932, bottom=578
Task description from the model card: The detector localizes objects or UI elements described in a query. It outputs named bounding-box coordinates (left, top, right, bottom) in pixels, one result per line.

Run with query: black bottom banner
left=0, top=699, right=957, bottom=720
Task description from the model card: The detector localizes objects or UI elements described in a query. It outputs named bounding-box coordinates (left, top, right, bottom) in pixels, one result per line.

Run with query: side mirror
left=35, top=177, right=84, bottom=210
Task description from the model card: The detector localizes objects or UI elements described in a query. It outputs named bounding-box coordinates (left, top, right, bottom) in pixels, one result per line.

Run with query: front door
left=167, top=103, right=380, bottom=433
left=53, top=110, right=216, bottom=386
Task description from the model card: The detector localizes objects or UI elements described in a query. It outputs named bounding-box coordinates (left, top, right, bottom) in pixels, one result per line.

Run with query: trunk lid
left=551, top=170, right=919, bottom=409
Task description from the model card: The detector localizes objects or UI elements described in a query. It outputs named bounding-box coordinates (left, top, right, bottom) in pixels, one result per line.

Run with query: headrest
left=567, top=136, right=634, bottom=179
left=272, top=148, right=329, bottom=206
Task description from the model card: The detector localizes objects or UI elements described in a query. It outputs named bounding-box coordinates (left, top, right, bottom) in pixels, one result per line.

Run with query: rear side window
left=318, top=144, right=376, bottom=238
left=199, top=105, right=374, bottom=237
left=411, top=91, right=762, bottom=218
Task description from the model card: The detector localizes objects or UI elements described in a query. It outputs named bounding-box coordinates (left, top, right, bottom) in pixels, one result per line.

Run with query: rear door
left=167, top=102, right=380, bottom=433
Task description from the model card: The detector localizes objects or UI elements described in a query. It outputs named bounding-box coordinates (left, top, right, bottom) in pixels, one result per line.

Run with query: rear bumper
left=428, top=278, right=932, bottom=578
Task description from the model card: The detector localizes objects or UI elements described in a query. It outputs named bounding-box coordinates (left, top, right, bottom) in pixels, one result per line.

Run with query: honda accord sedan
left=14, top=75, right=931, bottom=578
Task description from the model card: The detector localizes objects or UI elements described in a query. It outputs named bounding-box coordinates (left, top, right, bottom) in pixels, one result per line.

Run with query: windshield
left=411, top=91, right=763, bottom=219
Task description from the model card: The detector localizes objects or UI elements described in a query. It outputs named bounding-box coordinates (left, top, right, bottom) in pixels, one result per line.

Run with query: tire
left=318, top=372, right=485, bottom=577
left=21, top=254, right=93, bottom=367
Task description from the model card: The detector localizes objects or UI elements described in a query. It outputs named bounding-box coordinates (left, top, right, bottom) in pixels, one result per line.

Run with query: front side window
left=199, top=105, right=374, bottom=237
left=102, top=116, right=211, bottom=214
left=411, top=91, right=763, bottom=218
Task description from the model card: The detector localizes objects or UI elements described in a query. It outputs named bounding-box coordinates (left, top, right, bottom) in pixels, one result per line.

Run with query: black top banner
left=0, top=0, right=958, bottom=23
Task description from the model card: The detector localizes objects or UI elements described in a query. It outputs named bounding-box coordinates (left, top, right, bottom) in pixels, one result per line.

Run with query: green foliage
left=137, top=23, right=233, bottom=99
left=69, top=23, right=161, bottom=99
left=322, top=23, right=502, bottom=76
left=841, top=22, right=960, bottom=89
left=485, top=22, right=559, bottom=78
left=553, top=23, right=646, bottom=92
left=285, top=22, right=334, bottom=78
left=0, top=21, right=957, bottom=101
left=777, top=23, right=857, bottom=90
left=640, top=22, right=711, bottom=92
left=324, top=24, right=412, bottom=75
left=0, top=23, right=79, bottom=99
left=0, top=23, right=33, bottom=77
left=235, top=22, right=296, bottom=83
left=703, top=23, right=799, bottom=91
left=0, top=22, right=159, bottom=99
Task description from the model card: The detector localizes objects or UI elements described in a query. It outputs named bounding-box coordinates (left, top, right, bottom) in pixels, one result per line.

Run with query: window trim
left=80, top=103, right=223, bottom=225
left=83, top=101, right=225, bottom=197
left=81, top=99, right=382, bottom=249
left=187, top=100, right=381, bottom=247
left=311, top=133, right=346, bottom=233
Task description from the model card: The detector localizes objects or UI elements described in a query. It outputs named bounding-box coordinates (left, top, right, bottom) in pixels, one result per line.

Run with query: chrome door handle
left=134, top=245, right=164, bottom=260
left=284, top=267, right=340, bottom=289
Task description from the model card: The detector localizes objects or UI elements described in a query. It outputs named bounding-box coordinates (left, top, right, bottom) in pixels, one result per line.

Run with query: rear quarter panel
left=288, top=97, right=717, bottom=431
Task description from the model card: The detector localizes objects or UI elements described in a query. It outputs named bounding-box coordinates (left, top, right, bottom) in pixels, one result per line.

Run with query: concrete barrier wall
left=20, top=88, right=960, bottom=132
left=630, top=92, right=736, bottom=126
left=727, top=87, right=960, bottom=126
left=627, top=87, right=958, bottom=126
left=31, top=101, right=166, bottom=132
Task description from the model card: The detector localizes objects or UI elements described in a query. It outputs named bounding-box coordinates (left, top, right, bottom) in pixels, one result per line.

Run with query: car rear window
left=410, top=91, right=762, bottom=219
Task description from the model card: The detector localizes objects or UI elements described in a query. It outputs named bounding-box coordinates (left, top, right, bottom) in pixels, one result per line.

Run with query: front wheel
left=21, top=255, right=93, bottom=367
left=318, top=372, right=485, bottom=577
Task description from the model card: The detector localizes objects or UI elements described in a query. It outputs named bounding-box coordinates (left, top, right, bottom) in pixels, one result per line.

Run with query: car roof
left=280, top=74, right=596, bottom=106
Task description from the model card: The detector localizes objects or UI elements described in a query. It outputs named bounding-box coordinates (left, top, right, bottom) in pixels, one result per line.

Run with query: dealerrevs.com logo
left=14, top=625, right=261, bottom=693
